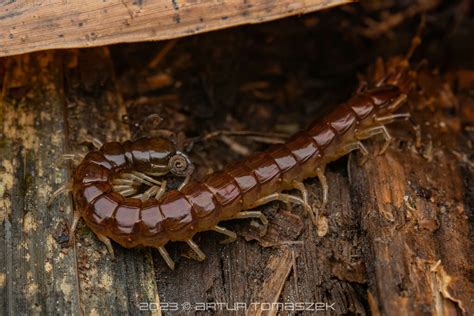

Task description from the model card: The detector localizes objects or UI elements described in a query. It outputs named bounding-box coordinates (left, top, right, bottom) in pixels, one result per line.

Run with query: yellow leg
left=291, top=180, right=317, bottom=223
left=96, top=233, right=115, bottom=259
left=186, top=239, right=206, bottom=261
left=315, top=166, right=328, bottom=209
left=158, top=246, right=175, bottom=270
left=384, top=94, right=408, bottom=112
left=228, top=211, right=269, bottom=236
left=356, top=126, right=392, bottom=154
left=212, top=225, right=237, bottom=244
left=48, top=182, right=73, bottom=207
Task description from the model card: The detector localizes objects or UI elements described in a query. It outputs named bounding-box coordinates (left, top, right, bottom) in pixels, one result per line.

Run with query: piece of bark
left=246, top=246, right=294, bottom=316
left=0, top=0, right=352, bottom=57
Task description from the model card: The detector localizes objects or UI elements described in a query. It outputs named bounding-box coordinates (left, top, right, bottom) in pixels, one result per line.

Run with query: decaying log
left=349, top=72, right=473, bottom=315
left=0, top=52, right=80, bottom=315
left=1, top=6, right=472, bottom=315
left=0, top=0, right=352, bottom=57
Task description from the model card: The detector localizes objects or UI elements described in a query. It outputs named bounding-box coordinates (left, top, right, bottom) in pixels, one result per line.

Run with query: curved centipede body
left=67, top=26, right=424, bottom=269
left=70, top=48, right=419, bottom=269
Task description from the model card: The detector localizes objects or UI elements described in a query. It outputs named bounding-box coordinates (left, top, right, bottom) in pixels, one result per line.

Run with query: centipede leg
left=81, top=136, right=104, bottom=149
left=117, top=172, right=161, bottom=187
left=254, top=193, right=315, bottom=224
left=111, top=178, right=136, bottom=185
left=92, top=138, right=103, bottom=149
left=377, top=113, right=422, bottom=148
left=133, top=185, right=158, bottom=200
left=68, top=210, right=81, bottom=246
left=178, top=173, right=192, bottom=191
left=130, top=171, right=162, bottom=186
left=133, top=180, right=168, bottom=201
left=158, top=246, right=175, bottom=270
left=315, top=167, right=329, bottom=209
left=117, top=187, right=138, bottom=197
left=375, top=113, right=411, bottom=125
left=111, top=178, right=138, bottom=195
left=291, top=180, right=309, bottom=206
left=113, top=185, right=136, bottom=191
left=96, top=233, right=115, bottom=259
left=356, top=126, right=392, bottom=155
left=48, top=182, right=73, bottom=207
left=386, top=94, right=408, bottom=112
left=229, top=211, right=269, bottom=236
left=185, top=239, right=206, bottom=261
left=58, top=153, right=84, bottom=165
left=154, top=181, right=167, bottom=200
left=212, top=225, right=237, bottom=244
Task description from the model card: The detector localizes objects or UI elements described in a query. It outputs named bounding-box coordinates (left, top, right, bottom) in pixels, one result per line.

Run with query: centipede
left=56, top=28, right=423, bottom=270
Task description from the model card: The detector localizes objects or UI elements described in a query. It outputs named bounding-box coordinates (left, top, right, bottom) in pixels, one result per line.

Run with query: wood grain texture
left=0, top=52, right=81, bottom=315
left=349, top=81, right=474, bottom=315
left=0, top=9, right=472, bottom=314
left=0, top=0, right=352, bottom=57
left=62, top=47, right=161, bottom=315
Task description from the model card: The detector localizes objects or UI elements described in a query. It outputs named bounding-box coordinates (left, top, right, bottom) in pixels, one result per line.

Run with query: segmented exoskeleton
left=69, top=33, right=421, bottom=269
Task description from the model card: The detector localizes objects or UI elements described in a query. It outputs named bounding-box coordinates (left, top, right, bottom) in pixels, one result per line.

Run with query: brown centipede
left=59, top=30, right=423, bottom=270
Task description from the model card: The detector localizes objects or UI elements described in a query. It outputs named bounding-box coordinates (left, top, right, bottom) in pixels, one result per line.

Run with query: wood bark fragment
left=0, top=0, right=352, bottom=57
left=246, top=246, right=293, bottom=316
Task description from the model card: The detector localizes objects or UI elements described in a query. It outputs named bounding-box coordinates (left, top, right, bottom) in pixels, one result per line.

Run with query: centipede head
left=372, top=15, right=425, bottom=94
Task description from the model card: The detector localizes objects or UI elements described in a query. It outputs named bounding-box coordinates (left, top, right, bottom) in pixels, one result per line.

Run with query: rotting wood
left=246, top=246, right=293, bottom=316
left=0, top=0, right=353, bottom=57
left=0, top=6, right=472, bottom=314
left=63, top=47, right=162, bottom=315
left=247, top=246, right=293, bottom=315
left=349, top=72, right=473, bottom=315
left=0, top=52, right=81, bottom=315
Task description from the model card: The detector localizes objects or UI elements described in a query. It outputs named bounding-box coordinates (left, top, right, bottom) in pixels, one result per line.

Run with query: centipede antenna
left=212, top=225, right=237, bottom=244
left=405, top=14, right=426, bottom=62
left=158, top=246, right=175, bottom=270
left=48, top=182, right=73, bottom=207
left=185, top=239, right=206, bottom=261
